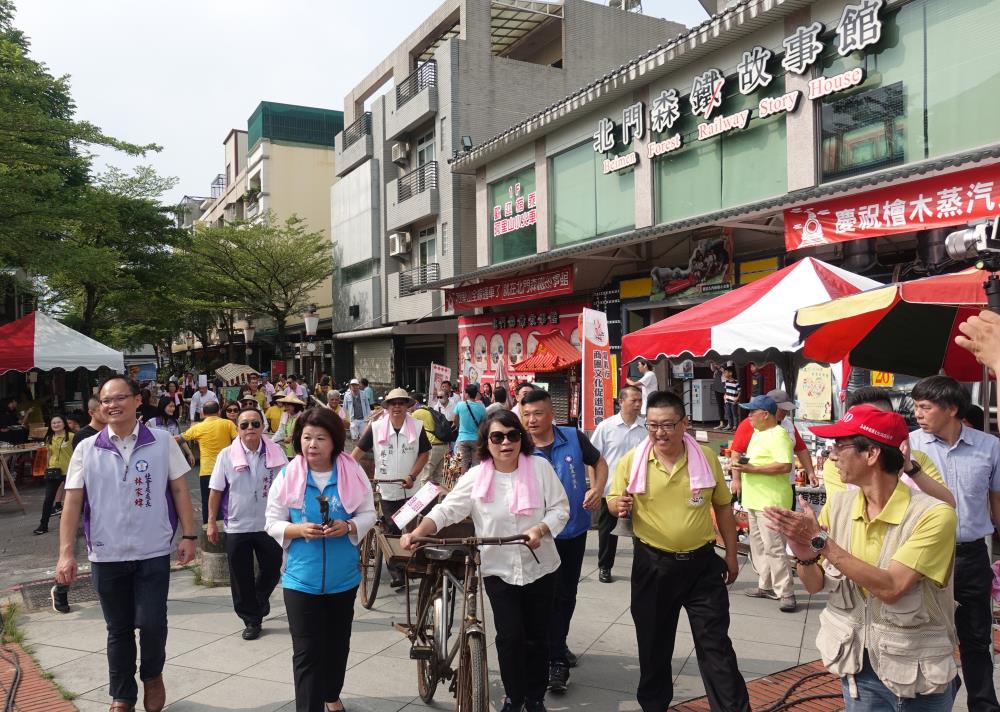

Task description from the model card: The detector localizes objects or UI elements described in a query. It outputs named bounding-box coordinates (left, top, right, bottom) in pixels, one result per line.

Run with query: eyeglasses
left=646, top=421, right=683, bottom=432
left=239, top=420, right=262, bottom=430
left=488, top=430, right=522, bottom=444
left=99, top=395, right=133, bottom=406
left=385, top=400, right=409, bottom=407
left=830, top=441, right=865, bottom=454
left=226, top=408, right=239, bottom=413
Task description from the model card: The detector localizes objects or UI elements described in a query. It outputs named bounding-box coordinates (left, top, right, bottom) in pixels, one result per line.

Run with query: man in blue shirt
left=909, top=375, right=1000, bottom=712
left=452, top=383, right=487, bottom=474
left=520, top=388, right=608, bottom=694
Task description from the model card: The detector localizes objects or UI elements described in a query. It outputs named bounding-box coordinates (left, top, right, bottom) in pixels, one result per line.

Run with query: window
left=418, top=226, right=436, bottom=267
left=489, top=168, right=537, bottom=264
left=417, top=129, right=435, bottom=167
left=550, top=141, right=635, bottom=247
left=341, top=259, right=376, bottom=284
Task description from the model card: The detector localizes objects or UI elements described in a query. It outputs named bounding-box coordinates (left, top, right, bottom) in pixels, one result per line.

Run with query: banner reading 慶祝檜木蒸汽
left=580, top=308, right=613, bottom=431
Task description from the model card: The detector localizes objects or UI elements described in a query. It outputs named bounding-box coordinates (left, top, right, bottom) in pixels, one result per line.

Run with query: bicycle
left=400, top=533, right=539, bottom=712
left=358, top=478, right=409, bottom=609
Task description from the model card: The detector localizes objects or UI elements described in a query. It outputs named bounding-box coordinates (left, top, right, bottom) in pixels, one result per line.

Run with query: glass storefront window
left=551, top=141, right=635, bottom=247
left=489, top=167, right=537, bottom=264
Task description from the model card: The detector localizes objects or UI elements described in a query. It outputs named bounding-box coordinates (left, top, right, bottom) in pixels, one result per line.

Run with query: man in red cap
left=764, top=405, right=959, bottom=711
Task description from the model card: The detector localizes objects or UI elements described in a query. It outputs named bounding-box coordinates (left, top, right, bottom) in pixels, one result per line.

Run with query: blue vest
left=540, top=426, right=590, bottom=540
left=282, top=465, right=361, bottom=596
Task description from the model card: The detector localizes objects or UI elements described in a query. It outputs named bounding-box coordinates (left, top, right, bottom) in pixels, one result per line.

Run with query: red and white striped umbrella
left=0, top=311, right=124, bottom=374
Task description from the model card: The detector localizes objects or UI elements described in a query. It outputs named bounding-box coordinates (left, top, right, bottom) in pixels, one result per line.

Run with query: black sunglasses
left=488, top=430, right=522, bottom=444
left=239, top=420, right=262, bottom=430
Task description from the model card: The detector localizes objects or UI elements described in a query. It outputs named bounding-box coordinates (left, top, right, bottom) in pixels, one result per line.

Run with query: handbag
left=44, top=466, right=64, bottom=480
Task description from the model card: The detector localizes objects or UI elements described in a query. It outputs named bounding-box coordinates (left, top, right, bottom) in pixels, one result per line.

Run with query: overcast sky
left=15, top=0, right=709, bottom=205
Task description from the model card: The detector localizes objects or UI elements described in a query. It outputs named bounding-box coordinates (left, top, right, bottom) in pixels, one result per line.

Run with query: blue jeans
left=842, top=655, right=960, bottom=712
left=91, top=555, right=171, bottom=704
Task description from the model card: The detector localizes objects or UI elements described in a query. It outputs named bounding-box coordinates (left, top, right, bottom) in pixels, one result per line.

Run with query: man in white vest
left=765, top=405, right=959, bottom=710
left=351, top=387, right=430, bottom=589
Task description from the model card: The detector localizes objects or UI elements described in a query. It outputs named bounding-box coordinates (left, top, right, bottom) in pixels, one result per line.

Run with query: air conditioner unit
left=391, top=141, right=410, bottom=166
left=388, top=231, right=412, bottom=257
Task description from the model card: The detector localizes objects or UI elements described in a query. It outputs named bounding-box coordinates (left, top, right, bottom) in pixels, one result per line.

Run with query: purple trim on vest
left=92, top=422, right=158, bottom=452
left=220, top=483, right=230, bottom=525
left=166, top=480, right=177, bottom=535
left=82, top=484, right=92, bottom=550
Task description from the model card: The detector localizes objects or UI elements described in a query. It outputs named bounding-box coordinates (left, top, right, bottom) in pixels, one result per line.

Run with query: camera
left=316, top=495, right=331, bottom=526
left=945, top=217, right=1000, bottom=261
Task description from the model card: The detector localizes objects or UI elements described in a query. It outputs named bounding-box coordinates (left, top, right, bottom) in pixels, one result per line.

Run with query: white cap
left=349, top=378, right=360, bottom=385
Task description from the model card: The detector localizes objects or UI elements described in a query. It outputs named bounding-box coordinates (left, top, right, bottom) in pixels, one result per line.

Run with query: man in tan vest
left=764, top=404, right=959, bottom=711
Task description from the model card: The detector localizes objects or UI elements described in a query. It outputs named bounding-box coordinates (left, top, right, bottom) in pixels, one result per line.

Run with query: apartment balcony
left=386, top=61, right=437, bottom=141
left=398, top=262, right=440, bottom=297
left=335, top=111, right=373, bottom=177
left=386, top=161, right=439, bottom=232
left=388, top=270, right=438, bottom=322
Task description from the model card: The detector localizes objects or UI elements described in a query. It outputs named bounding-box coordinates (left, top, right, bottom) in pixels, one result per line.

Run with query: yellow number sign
left=870, top=370, right=894, bottom=387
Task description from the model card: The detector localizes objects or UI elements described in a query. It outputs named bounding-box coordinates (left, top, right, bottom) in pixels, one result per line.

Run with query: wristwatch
left=903, top=459, right=921, bottom=477
left=810, top=531, right=829, bottom=552
left=182, top=535, right=198, bottom=541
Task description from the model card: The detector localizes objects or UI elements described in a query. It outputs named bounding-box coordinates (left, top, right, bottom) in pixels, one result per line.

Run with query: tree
left=184, top=214, right=334, bottom=356
left=0, top=0, right=157, bottom=263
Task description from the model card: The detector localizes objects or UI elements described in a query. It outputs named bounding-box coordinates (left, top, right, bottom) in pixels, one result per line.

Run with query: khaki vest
left=815, top=489, right=957, bottom=698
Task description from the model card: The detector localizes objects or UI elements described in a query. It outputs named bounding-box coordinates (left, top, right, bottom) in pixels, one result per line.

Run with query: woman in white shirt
left=402, top=410, right=569, bottom=712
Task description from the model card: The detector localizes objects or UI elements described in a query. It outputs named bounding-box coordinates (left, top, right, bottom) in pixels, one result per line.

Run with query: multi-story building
left=182, top=101, right=343, bottom=377
left=426, top=0, right=1000, bottom=421
left=330, top=0, right=686, bottom=395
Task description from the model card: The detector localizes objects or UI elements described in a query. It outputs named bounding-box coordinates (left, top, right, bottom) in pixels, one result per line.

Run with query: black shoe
left=548, top=661, right=569, bottom=693
left=242, top=624, right=262, bottom=640
left=525, top=699, right=547, bottom=712
left=565, top=649, right=578, bottom=668
left=50, top=585, right=70, bottom=614
left=500, top=698, right=524, bottom=712
left=390, top=576, right=406, bottom=591
left=33, top=526, right=47, bottom=535
left=52, top=502, right=63, bottom=514
left=598, top=568, right=612, bottom=583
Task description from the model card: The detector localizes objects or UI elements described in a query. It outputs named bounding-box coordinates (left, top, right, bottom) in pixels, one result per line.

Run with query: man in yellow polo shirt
left=411, top=398, right=448, bottom=488
left=182, top=400, right=237, bottom=524
left=765, top=405, right=958, bottom=710
left=820, top=387, right=954, bottom=507
left=730, top=395, right=797, bottom=612
left=608, top=390, right=749, bottom=712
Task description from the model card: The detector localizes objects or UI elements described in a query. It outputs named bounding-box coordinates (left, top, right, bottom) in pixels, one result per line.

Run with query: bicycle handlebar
left=373, top=478, right=410, bottom=484
left=412, top=534, right=529, bottom=546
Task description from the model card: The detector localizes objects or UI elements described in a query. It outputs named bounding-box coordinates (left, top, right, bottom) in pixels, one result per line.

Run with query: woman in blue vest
left=265, top=407, right=376, bottom=712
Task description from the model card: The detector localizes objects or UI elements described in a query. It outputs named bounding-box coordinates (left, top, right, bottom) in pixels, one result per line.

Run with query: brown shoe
left=143, top=675, right=166, bottom=712
left=109, top=702, right=135, bottom=712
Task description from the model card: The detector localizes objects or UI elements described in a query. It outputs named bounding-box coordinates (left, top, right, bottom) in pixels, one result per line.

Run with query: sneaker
left=565, top=649, right=578, bottom=668
left=32, top=526, right=47, bottom=535
left=500, top=698, right=524, bottom=712
left=50, top=585, right=70, bottom=614
left=779, top=595, right=798, bottom=613
left=525, top=699, right=547, bottom=712
left=744, top=587, right=779, bottom=600
left=598, top=568, right=612, bottom=583
left=52, top=502, right=63, bottom=514
left=548, top=661, right=569, bottom=693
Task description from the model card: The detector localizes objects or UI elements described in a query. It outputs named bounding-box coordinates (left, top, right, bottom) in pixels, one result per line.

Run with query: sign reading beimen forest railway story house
left=591, top=0, right=885, bottom=168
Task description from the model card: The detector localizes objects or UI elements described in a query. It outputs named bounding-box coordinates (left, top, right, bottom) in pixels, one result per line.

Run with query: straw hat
left=383, top=387, right=413, bottom=404
left=277, top=394, right=306, bottom=406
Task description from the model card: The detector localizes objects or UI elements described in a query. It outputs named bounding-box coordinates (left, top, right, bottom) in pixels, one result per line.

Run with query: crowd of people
left=33, top=311, right=1000, bottom=712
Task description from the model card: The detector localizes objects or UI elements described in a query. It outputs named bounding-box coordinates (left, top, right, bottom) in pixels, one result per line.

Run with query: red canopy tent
left=0, top=312, right=124, bottom=375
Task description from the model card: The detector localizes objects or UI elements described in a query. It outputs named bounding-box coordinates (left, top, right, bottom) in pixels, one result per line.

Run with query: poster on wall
left=649, top=230, right=734, bottom=304
left=458, top=303, right=587, bottom=389
left=796, top=363, right=833, bottom=421
left=580, top=308, right=613, bottom=430
left=430, top=363, right=451, bottom=396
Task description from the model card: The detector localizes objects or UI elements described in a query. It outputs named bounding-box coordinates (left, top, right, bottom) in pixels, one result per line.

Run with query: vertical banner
left=580, top=308, right=613, bottom=430
left=796, top=363, right=834, bottom=421
left=430, top=363, right=451, bottom=396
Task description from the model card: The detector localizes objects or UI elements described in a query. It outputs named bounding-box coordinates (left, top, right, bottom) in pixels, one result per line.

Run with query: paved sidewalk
left=14, top=531, right=844, bottom=712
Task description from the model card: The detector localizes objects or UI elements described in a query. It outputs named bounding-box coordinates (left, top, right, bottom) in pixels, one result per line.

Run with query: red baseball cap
left=808, top=404, right=909, bottom=447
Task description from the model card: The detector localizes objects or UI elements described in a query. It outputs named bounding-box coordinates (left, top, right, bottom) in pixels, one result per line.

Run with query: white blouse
left=426, top=455, right=570, bottom=586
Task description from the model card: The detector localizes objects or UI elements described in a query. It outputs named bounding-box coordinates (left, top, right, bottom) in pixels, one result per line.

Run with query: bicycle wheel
left=359, top=529, right=382, bottom=609
left=416, top=576, right=440, bottom=703
left=456, top=632, right=488, bottom=712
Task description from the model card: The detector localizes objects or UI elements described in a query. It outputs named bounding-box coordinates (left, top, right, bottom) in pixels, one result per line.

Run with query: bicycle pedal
left=409, top=645, right=433, bottom=660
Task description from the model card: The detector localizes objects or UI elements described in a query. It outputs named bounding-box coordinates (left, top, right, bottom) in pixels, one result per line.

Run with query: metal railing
left=399, top=263, right=441, bottom=296
left=395, top=60, right=436, bottom=109
left=398, top=161, right=438, bottom=203
left=210, top=173, right=227, bottom=199
left=341, top=111, right=372, bottom=150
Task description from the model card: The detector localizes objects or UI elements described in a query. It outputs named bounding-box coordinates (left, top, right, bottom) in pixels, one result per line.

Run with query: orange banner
left=580, top=308, right=613, bottom=430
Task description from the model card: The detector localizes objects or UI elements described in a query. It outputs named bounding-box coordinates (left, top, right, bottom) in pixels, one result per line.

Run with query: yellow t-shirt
left=819, top=481, right=957, bottom=589
left=742, top=425, right=794, bottom=511
left=411, top=408, right=443, bottom=446
left=265, top=405, right=283, bottom=434
left=182, top=416, right=238, bottom=476
left=47, top=432, right=74, bottom=472
left=608, top=443, right=731, bottom=553
left=822, top=450, right=946, bottom=498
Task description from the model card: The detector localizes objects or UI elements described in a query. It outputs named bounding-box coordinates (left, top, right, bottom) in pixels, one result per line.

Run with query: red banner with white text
left=445, top=266, right=573, bottom=311
left=785, top=164, right=1000, bottom=250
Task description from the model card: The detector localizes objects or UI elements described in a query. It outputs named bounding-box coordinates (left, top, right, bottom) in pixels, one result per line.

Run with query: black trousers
left=549, top=532, right=587, bottom=663
left=484, top=573, right=556, bottom=705
left=225, top=531, right=283, bottom=627
left=597, top=499, right=619, bottom=571
left=631, top=541, right=749, bottom=712
left=284, top=586, right=357, bottom=712
left=199, top=476, right=210, bottom=525
left=381, top=498, right=406, bottom=581
left=954, top=540, right=1000, bottom=712
left=38, top=475, right=63, bottom=530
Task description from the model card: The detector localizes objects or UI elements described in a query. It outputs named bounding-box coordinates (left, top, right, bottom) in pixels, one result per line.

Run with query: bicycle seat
left=421, top=545, right=471, bottom=561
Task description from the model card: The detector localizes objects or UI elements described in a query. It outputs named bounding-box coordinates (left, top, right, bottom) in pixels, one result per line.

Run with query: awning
left=215, top=363, right=259, bottom=384
left=0, top=311, right=124, bottom=375
left=512, top=330, right=580, bottom=372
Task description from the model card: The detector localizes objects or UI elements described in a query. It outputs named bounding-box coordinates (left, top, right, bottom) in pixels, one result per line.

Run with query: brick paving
left=0, top=643, right=77, bottom=712
left=670, top=660, right=843, bottom=712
